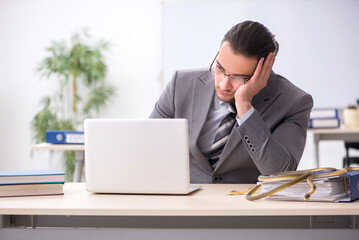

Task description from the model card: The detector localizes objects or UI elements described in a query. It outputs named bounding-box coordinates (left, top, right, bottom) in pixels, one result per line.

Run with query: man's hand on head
left=234, top=51, right=276, bottom=118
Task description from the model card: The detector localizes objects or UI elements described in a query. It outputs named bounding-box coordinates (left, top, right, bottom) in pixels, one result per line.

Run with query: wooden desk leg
left=73, top=150, right=85, bottom=182
left=313, top=134, right=320, bottom=168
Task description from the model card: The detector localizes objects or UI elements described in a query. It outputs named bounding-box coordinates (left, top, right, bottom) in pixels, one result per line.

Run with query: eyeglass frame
left=209, top=52, right=252, bottom=85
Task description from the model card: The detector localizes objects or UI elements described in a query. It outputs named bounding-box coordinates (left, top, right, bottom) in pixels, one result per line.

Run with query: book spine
left=310, top=108, right=338, bottom=119
left=339, top=171, right=359, bottom=202
left=348, top=172, right=359, bottom=202
left=0, top=181, right=65, bottom=186
left=308, top=117, right=340, bottom=129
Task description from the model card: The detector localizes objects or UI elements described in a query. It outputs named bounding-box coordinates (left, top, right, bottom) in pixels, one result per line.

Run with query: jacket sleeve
left=236, top=93, right=313, bottom=175
left=149, top=71, right=178, bottom=119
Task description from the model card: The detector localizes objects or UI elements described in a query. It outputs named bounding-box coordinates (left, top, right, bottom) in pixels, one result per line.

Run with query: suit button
left=212, top=176, right=221, bottom=183
left=244, top=135, right=249, bottom=141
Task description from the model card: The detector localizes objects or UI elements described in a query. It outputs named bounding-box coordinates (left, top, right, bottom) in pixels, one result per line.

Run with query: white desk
left=308, top=128, right=359, bottom=167
left=32, top=143, right=85, bottom=182
left=0, top=183, right=358, bottom=240
left=2, top=183, right=359, bottom=216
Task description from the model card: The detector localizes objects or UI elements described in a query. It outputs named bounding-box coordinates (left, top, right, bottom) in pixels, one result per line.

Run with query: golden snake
left=229, top=167, right=359, bottom=201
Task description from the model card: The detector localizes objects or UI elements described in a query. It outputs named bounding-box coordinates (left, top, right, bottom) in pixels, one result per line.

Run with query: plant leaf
left=82, top=83, right=117, bottom=117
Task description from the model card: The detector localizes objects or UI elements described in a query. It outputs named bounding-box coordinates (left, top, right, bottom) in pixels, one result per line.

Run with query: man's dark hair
left=222, top=20, right=279, bottom=59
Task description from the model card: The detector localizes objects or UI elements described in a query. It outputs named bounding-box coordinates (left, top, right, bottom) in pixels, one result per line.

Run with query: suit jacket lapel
left=189, top=71, right=215, bottom=173
left=214, top=71, right=280, bottom=170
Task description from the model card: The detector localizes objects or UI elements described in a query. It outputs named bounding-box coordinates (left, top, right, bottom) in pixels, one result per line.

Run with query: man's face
left=214, top=41, right=258, bottom=103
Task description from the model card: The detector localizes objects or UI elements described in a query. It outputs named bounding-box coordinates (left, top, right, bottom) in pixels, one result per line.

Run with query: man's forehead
left=217, top=43, right=257, bottom=76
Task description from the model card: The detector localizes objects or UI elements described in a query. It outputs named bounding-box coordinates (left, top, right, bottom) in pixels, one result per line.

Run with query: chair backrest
left=344, top=142, right=359, bottom=150
left=343, top=141, right=359, bottom=168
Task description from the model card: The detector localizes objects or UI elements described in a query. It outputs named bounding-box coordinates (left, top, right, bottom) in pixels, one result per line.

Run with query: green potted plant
left=31, top=30, right=116, bottom=181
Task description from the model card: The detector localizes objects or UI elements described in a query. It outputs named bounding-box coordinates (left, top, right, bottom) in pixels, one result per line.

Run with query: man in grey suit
left=150, top=21, right=313, bottom=183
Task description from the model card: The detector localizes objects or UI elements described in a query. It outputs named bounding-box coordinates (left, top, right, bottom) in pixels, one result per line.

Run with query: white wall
left=0, top=0, right=356, bottom=174
left=162, top=0, right=359, bottom=170
left=163, top=0, right=359, bottom=108
left=0, top=0, right=162, bottom=171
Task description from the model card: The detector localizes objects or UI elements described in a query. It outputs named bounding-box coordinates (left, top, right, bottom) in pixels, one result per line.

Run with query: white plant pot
left=343, top=108, right=359, bottom=128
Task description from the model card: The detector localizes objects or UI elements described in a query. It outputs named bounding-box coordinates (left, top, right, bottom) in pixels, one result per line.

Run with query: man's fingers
left=267, top=52, right=276, bottom=73
left=260, top=52, right=276, bottom=80
left=260, top=52, right=273, bottom=78
left=252, top=57, right=264, bottom=80
left=249, top=52, right=275, bottom=84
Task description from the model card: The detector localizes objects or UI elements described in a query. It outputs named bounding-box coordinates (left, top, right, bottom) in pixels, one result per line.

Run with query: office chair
left=343, top=142, right=359, bottom=167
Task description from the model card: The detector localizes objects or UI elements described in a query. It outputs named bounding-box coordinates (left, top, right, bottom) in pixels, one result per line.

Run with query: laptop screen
left=84, top=119, right=192, bottom=194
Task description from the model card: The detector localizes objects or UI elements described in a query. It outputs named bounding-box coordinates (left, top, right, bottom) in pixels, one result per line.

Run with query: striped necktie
left=208, top=103, right=237, bottom=167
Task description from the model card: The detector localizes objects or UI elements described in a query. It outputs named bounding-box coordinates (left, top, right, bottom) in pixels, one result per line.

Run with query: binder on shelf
left=310, top=108, right=338, bottom=119
left=46, top=130, right=84, bottom=144
left=309, top=117, right=340, bottom=129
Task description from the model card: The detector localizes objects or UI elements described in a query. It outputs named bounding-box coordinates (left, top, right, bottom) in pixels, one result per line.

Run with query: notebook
left=84, top=119, right=201, bottom=194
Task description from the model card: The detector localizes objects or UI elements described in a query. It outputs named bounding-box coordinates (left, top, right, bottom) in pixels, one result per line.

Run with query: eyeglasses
left=209, top=52, right=252, bottom=85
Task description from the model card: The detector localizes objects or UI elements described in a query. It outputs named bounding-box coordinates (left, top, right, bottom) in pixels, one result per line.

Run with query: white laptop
left=84, top=118, right=201, bottom=194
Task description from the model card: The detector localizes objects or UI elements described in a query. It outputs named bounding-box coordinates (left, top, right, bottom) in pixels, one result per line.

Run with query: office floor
left=1, top=228, right=359, bottom=240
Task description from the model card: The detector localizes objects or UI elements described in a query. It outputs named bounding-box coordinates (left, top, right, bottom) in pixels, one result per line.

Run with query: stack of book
left=0, top=169, right=65, bottom=197
left=309, top=108, right=340, bottom=129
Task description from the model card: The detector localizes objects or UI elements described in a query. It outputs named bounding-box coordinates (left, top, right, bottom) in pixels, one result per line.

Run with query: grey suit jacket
left=150, top=69, right=313, bottom=183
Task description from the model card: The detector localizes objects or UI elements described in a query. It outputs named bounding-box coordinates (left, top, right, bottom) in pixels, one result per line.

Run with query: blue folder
left=339, top=170, right=359, bottom=202
left=46, top=130, right=84, bottom=144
